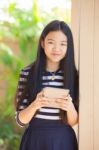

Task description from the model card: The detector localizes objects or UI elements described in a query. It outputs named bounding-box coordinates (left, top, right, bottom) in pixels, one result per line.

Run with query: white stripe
left=39, top=108, right=60, bottom=113
left=15, top=111, right=17, bottom=115
left=19, top=105, right=25, bottom=110
left=42, top=75, right=63, bottom=80
left=16, top=120, right=24, bottom=128
left=20, top=71, right=29, bottom=76
left=18, top=91, right=22, bottom=96
left=23, top=99, right=28, bottom=103
left=18, top=85, right=24, bottom=89
left=19, top=77, right=27, bottom=82
left=23, top=66, right=31, bottom=71
left=15, top=112, right=25, bottom=128
left=58, top=70, right=62, bottom=73
left=35, top=114, right=61, bottom=120
left=42, top=82, right=63, bottom=86
left=16, top=98, right=19, bottom=102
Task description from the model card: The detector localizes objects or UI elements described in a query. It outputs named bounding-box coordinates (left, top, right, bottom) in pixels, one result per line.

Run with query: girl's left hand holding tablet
left=55, top=94, right=75, bottom=112
left=55, top=94, right=78, bottom=125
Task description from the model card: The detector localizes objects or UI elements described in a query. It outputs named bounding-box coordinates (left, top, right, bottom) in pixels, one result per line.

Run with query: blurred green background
left=0, top=0, right=71, bottom=149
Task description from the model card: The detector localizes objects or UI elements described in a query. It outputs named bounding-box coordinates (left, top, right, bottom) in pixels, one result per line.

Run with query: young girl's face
left=42, top=31, right=67, bottom=64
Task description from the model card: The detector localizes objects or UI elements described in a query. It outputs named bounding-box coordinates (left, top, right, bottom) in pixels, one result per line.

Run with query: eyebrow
left=61, top=41, right=67, bottom=43
left=47, top=39, right=67, bottom=42
left=47, top=39, right=54, bottom=41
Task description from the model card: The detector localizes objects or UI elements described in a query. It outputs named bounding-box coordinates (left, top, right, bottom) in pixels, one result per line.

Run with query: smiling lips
left=51, top=53, right=61, bottom=56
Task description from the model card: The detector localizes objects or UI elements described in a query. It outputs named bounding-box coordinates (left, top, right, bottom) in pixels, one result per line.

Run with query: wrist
left=31, top=102, right=38, bottom=112
left=67, top=104, right=76, bottom=113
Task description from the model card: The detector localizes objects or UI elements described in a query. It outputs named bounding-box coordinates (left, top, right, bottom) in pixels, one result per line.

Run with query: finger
left=58, top=95, right=68, bottom=99
left=38, top=91, right=44, bottom=96
left=41, top=101, right=53, bottom=107
left=55, top=98, right=68, bottom=103
left=55, top=100, right=69, bottom=110
left=67, top=96, right=72, bottom=102
left=59, top=104, right=68, bottom=111
left=61, top=93, right=70, bottom=98
left=36, top=100, right=49, bottom=107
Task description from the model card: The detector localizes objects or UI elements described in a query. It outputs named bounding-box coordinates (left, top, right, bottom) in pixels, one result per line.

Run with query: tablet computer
left=43, top=87, right=69, bottom=99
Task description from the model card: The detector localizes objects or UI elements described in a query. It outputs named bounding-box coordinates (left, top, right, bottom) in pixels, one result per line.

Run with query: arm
left=67, top=104, right=78, bottom=126
left=17, top=101, right=37, bottom=126
left=55, top=95, right=79, bottom=126
left=16, top=92, right=51, bottom=126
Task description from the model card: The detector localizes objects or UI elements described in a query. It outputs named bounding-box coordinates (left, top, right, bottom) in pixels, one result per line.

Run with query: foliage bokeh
left=0, top=0, right=71, bottom=149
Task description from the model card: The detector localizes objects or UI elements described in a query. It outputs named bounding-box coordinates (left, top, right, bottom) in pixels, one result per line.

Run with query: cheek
left=43, top=47, right=50, bottom=57
left=44, top=44, right=53, bottom=55
left=62, top=47, right=67, bottom=57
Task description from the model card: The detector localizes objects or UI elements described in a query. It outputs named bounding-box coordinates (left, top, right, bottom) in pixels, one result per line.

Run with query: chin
left=48, top=57, right=63, bottom=63
left=51, top=59, right=62, bottom=63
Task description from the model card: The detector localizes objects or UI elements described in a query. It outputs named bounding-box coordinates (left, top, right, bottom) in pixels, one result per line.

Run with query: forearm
left=67, top=108, right=78, bottom=126
left=17, top=102, right=37, bottom=126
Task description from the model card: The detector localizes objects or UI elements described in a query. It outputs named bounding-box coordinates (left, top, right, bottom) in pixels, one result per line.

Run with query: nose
left=52, top=44, right=61, bottom=52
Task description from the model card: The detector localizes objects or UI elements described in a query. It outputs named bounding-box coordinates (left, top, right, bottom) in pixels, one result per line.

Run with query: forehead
left=45, top=31, right=67, bottom=41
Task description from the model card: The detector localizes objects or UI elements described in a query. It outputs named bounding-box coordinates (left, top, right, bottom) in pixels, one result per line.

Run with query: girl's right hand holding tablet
left=32, top=91, right=51, bottom=110
left=17, top=91, right=52, bottom=125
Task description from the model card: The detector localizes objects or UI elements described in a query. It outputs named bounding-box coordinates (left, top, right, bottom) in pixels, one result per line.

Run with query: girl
left=15, top=20, right=79, bottom=150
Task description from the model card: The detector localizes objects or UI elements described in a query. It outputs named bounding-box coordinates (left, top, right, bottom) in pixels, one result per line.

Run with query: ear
left=41, top=40, right=44, bottom=49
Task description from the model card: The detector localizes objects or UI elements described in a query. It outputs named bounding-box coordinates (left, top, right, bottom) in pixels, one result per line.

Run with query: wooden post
left=94, top=0, right=99, bottom=149
left=71, top=0, right=99, bottom=149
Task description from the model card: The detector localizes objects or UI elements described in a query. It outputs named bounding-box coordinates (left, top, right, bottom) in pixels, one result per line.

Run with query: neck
left=46, top=60, right=60, bottom=72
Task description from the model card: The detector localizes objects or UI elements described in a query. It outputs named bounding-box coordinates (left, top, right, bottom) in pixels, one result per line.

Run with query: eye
left=48, top=42, right=54, bottom=44
left=61, top=43, right=67, bottom=46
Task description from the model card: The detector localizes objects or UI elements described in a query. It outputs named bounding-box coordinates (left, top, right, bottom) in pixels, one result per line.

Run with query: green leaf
left=8, top=3, right=16, bottom=13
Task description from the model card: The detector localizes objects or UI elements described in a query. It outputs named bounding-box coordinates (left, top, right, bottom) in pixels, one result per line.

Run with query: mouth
left=51, top=53, right=61, bottom=56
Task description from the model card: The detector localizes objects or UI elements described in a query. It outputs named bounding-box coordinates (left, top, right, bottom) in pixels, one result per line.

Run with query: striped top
left=15, top=65, right=64, bottom=127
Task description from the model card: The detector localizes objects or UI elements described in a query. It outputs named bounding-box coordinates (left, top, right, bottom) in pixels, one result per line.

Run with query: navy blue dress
left=16, top=66, right=78, bottom=150
left=19, top=118, right=78, bottom=150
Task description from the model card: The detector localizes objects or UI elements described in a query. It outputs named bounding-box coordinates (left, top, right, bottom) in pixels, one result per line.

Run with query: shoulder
left=19, top=63, right=34, bottom=80
left=20, top=62, right=34, bottom=75
left=21, top=63, right=33, bottom=72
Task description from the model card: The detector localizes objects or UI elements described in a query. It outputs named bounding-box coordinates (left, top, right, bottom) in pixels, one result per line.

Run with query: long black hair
left=15, top=20, right=79, bottom=123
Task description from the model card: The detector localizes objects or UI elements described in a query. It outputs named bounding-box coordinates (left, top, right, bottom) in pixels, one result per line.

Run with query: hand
left=32, top=91, right=52, bottom=110
left=55, top=94, right=75, bottom=112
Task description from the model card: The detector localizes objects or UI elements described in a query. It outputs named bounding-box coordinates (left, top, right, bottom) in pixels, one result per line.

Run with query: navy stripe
left=37, top=112, right=60, bottom=116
